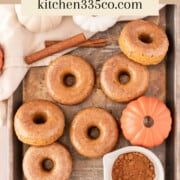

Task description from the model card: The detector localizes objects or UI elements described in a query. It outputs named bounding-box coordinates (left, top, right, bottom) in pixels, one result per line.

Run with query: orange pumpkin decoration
left=120, top=96, right=172, bottom=148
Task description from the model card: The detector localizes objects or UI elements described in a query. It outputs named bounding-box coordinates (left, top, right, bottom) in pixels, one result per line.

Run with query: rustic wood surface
left=22, top=12, right=167, bottom=180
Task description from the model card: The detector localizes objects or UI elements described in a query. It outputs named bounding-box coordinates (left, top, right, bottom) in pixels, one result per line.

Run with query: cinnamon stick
left=45, top=38, right=109, bottom=48
left=25, top=33, right=86, bottom=64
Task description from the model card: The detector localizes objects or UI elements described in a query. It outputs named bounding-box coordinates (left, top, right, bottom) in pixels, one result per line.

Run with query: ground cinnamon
left=45, top=38, right=109, bottom=48
left=25, top=33, right=86, bottom=64
left=112, top=152, right=155, bottom=180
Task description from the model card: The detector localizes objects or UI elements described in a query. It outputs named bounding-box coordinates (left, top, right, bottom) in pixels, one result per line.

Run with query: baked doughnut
left=119, top=20, right=169, bottom=65
left=14, top=100, right=65, bottom=146
left=23, top=143, right=72, bottom=180
left=70, top=107, right=119, bottom=158
left=46, top=55, right=94, bottom=105
left=100, top=54, right=149, bottom=102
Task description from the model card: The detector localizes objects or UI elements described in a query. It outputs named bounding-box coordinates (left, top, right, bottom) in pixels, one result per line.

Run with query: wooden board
left=22, top=12, right=167, bottom=180
left=5, top=5, right=180, bottom=180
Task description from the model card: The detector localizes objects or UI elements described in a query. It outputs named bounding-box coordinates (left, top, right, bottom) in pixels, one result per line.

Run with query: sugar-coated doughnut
left=100, top=53, right=149, bottom=102
left=119, top=20, right=169, bottom=65
left=14, top=100, right=65, bottom=146
left=23, top=143, right=72, bottom=180
left=70, top=107, right=119, bottom=158
left=46, top=55, right=95, bottom=105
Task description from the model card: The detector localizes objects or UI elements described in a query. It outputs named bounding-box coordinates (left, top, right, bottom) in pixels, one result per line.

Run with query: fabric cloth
left=0, top=5, right=94, bottom=101
left=0, top=5, right=163, bottom=105
left=0, top=4, right=165, bottom=101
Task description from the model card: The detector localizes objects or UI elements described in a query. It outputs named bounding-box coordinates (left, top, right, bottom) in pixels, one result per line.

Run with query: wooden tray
left=6, top=5, right=180, bottom=180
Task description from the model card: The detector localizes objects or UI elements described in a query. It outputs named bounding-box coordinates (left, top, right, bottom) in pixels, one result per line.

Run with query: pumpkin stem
left=144, top=116, right=154, bottom=128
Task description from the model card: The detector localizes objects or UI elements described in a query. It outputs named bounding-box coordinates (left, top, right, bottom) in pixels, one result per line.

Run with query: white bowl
left=103, top=146, right=164, bottom=180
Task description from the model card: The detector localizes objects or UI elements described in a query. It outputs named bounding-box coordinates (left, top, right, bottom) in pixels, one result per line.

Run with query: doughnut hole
left=63, top=73, right=76, bottom=87
left=87, top=126, right=100, bottom=140
left=118, top=71, right=131, bottom=85
left=138, top=33, right=153, bottom=44
left=41, top=158, right=54, bottom=172
left=33, top=113, right=47, bottom=125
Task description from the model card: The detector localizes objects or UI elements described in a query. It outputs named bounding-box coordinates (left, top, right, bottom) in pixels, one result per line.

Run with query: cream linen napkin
left=0, top=4, right=165, bottom=101
left=0, top=4, right=165, bottom=126
left=0, top=5, right=95, bottom=101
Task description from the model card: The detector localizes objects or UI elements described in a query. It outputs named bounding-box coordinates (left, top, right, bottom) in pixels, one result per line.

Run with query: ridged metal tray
left=5, top=5, right=180, bottom=180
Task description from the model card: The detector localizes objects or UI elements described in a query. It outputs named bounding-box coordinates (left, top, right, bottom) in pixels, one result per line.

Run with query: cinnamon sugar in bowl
left=112, top=152, right=155, bottom=180
left=103, top=146, right=164, bottom=180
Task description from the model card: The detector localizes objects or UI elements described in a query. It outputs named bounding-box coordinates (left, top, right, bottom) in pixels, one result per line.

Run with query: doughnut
left=14, top=100, right=65, bottom=146
left=73, top=16, right=118, bottom=32
left=119, top=20, right=169, bottom=65
left=23, top=143, right=72, bottom=180
left=70, top=107, right=119, bottom=158
left=100, top=53, right=149, bottom=102
left=46, top=55, right=95, bottom=105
